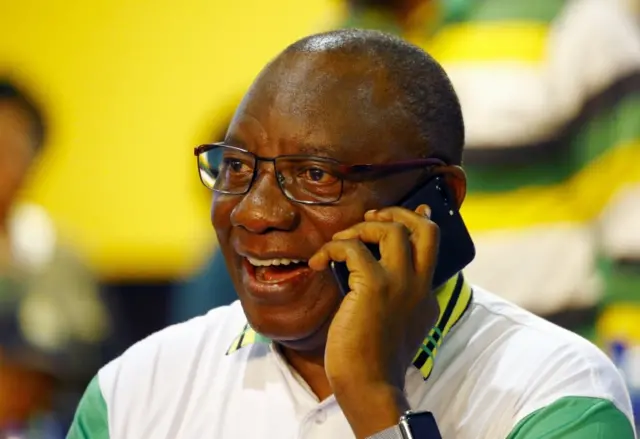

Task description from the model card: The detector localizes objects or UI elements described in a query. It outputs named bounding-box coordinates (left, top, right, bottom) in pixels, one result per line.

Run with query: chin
left=238, top=283, right=341, bottom=352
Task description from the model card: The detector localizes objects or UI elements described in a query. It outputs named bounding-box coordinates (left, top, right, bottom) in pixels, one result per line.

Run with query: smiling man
left=67, top=30, right=635, bottom=439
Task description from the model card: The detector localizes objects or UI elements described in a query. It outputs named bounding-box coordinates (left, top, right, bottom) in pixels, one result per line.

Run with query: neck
left=275, top=272, right=464, bottom=400
left=281, top=345, right=334, bottom=401
left=277, top=315, right=335, bottom=400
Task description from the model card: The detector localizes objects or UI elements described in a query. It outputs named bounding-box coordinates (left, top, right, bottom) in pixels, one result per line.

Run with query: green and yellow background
left=1, top=0, right=339, bottom=281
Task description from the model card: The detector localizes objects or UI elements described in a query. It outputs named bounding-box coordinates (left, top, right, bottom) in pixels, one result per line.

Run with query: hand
left=308, top=205, right=440, bottom=438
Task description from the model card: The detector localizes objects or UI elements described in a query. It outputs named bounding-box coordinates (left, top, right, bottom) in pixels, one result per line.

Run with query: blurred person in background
left=0, top=78, right=113, bottom=437
left=175, top=0, right=640, bottom=342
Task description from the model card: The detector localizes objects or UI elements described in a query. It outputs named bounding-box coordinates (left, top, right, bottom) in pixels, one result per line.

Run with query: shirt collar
left=226, top=272, right=473, bottom=381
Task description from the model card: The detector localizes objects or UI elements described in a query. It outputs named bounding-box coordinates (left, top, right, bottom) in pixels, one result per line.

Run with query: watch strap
left=367, top=424, right=406, bottom=439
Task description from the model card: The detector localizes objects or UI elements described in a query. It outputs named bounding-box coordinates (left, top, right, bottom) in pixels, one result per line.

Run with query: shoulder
left=68, top=301, right=251, bottom=438
left=101, top=299, right=246, bottom=382
left=429, top=287, right=635, bottom=437
left=460, top=288, right=633, bottom=424
left=101, top=302, right=245, bottom=407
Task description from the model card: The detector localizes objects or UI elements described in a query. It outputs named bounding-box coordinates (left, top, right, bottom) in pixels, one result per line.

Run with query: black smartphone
left=400, top=411, right=442, bottom=438
left=330, top=176, right=475, bottom=295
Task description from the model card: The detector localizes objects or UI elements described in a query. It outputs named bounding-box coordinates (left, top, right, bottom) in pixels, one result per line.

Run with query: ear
left=438, top=165, right=467, bottom=208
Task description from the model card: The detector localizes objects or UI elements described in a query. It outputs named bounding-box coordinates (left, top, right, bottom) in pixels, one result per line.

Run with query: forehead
left=226, top=51, right=422, bottom=163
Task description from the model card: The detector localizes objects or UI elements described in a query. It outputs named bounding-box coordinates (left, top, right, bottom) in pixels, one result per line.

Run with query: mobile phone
left=330, top=176, right=475, bottom=295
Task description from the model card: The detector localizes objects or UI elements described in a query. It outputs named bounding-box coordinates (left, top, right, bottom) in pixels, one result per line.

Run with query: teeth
left=247, top=257, right=304, bottom=267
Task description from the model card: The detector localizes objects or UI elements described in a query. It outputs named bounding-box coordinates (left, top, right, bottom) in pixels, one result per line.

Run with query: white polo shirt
left=67, top=274, right=636, bottom=438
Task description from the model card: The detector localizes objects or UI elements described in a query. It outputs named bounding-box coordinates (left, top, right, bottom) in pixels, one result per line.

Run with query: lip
left=235, top=248, right=312, bottom=262
left=240, top=257, right=314, bottom=305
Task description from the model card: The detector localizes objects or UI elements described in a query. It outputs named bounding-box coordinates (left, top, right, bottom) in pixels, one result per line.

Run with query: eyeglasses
left=194, top=143, right=445, bottom=205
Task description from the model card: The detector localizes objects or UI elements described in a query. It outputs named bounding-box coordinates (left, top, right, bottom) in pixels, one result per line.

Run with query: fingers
left=309, top=238, right=387, bottom=296
left=309, top=238, right=380, bottom=277
left=331, top=221, right=412, bottom=272
left=366, top=205, right=439, bottom=275
left=309, top=204, right=439, bottom=297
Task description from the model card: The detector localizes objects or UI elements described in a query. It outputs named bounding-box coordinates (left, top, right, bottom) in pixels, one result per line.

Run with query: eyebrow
left=223, top=135, right=247, bottom=148
left=224, top=137, right=343, bottom=159
left=295, top=142, right=342, bottom=158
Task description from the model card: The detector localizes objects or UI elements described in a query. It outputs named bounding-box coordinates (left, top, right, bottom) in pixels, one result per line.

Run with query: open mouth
left=244, top=256, right=311, bottom=283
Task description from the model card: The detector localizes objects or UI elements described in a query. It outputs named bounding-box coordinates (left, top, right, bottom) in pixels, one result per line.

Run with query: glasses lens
left=198, top=146, right=255, bottom=193
left=276, top=157, right=343, bottom=203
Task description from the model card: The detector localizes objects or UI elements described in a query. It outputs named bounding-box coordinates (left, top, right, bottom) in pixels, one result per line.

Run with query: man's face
left=212, top=51, right=424, bottom=350
left=0, top=102, right=37, bottom=214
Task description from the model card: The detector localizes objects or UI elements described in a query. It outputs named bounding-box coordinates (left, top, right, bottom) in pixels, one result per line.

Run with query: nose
left=230, top=167, right=299, bottom=234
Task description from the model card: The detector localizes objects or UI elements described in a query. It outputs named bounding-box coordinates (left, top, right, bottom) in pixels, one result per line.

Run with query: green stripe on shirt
left=507, top=396, right=635, bottom=439
left=67, top=375, right=110, bottom=439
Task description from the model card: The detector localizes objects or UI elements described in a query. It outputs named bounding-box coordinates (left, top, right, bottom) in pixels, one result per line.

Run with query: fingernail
left=307, top=254, right=325, bottom=271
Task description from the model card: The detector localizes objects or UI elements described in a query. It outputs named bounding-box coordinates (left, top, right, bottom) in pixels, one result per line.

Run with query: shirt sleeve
left=66, top=375, right=110, bottom=439
left=506, top=396, right=635, bottom=439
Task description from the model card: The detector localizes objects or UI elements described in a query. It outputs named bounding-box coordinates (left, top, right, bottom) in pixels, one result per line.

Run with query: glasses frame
left=194, top=142, right=446, bottom=205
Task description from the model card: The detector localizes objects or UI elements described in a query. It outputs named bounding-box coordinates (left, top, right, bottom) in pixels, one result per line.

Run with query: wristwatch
left=368, top=411, right=442, bottom=439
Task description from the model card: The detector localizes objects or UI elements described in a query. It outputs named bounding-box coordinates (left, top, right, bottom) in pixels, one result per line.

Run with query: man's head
left=211, top=29, right=464, bottom=352
left=0, top=79, right=46, bottom=220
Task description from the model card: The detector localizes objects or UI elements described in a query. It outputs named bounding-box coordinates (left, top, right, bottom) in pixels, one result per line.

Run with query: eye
left=301, top=167, right=339, bottom=185
left=222, top=157, right=251, bottom=174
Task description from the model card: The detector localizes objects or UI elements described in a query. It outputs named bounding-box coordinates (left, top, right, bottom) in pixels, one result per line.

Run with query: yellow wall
left=0, top=0, right=335, bottom=280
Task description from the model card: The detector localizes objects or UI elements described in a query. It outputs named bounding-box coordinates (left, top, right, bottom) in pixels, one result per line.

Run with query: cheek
left=211, top=194, right=235, bottom=230
left=304, top=204, right=368, bottom=241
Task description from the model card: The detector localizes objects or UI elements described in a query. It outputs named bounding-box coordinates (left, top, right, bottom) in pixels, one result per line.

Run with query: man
left=178, top=0, right=640, bottom=339
left=0, top=78, right=112, bottom=438
left=67, top=30, right=634, bottom=438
